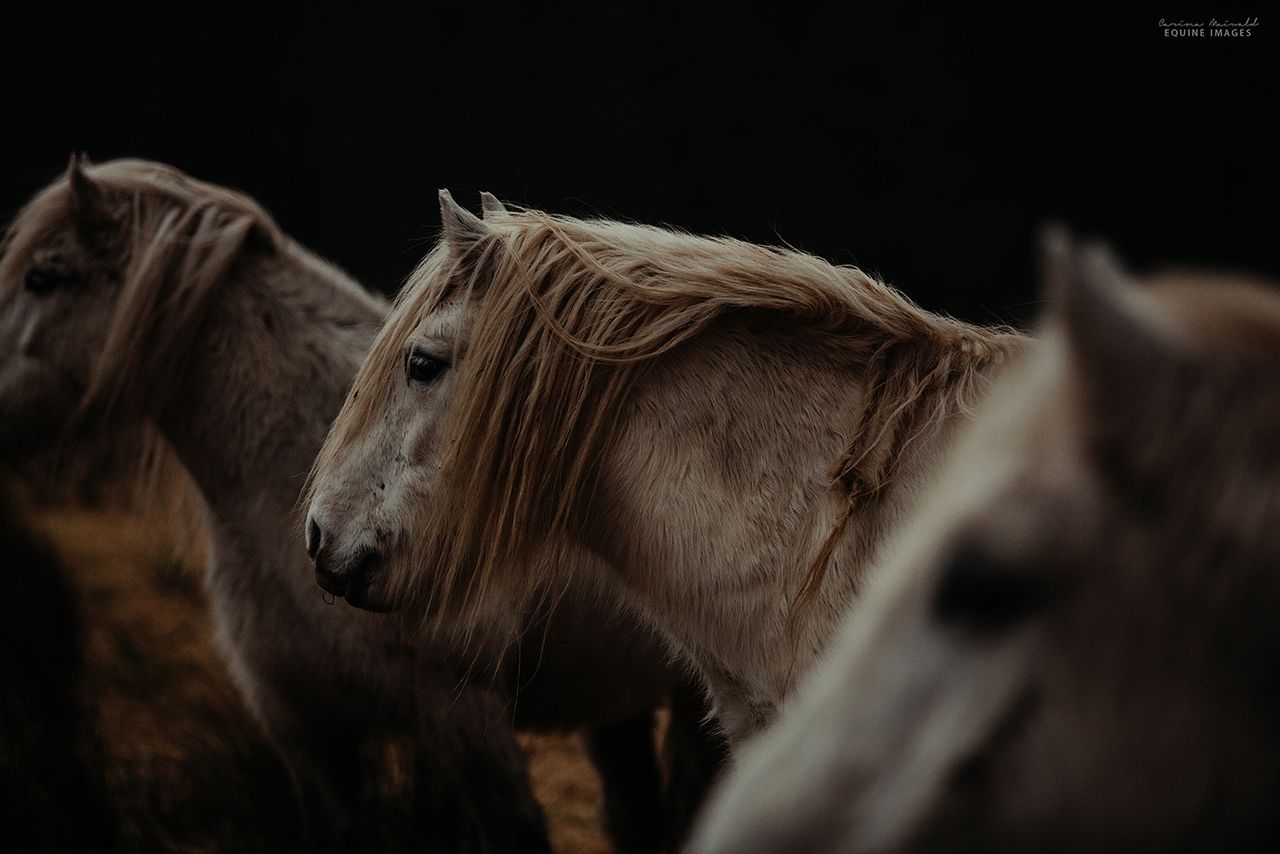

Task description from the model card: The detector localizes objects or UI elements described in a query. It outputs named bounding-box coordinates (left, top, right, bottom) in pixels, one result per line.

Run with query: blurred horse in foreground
left=693, top=234, right=1280, bottom=852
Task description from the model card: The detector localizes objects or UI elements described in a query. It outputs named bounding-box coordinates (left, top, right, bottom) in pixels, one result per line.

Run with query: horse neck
left=153, top=245, right=382, bottom=535
left=594, top=317, right=1025, bottom=736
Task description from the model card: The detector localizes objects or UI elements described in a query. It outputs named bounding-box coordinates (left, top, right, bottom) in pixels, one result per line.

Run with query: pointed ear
left=1042, top=228, right=1190, bottom=425
left=66, top=152, right=107, bottom=221
left=479, top=191, right=508, bottom=220
left=439, top=189, right=489, bottom=250
left=1049, top=233, right=1173, bottom=370
left=241, top=219, right=281, bottom=258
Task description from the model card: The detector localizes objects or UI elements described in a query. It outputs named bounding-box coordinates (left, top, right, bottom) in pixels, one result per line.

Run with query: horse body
left=0, top=159, right=712, bottom=851
left=690, top=238, right=1280, bottom=852
left=306, top=193, right=1024, bottom=745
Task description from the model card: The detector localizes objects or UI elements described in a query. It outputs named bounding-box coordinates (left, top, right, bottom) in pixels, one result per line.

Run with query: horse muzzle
left=306, top=516, right=395, bottom=612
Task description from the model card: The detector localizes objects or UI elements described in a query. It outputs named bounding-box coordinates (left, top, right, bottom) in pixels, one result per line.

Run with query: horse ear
left=1042, top=227, right=1188, bottom=421
left=242, top=220, right=280, bottom=258
left=479, top=191, right=508, bottom=220
left=439, top=189, right=489, bottom=249
left=66, top=152, right=107, bottom=221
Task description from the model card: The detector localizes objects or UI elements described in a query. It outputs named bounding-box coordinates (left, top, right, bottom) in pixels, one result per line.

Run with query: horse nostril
left=307, top=517, right=348, bottom=598
left=306, top=517, right=323, bottom=561
left=313, top=548, right=348, bottom=597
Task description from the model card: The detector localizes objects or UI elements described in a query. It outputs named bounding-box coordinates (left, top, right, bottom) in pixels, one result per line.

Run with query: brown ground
left=14, top=498, right=612, bottom=853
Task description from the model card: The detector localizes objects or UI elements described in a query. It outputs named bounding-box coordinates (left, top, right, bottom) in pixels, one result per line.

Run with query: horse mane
left=322, top=207, right=1024, bottom=636
left=1, top=158, right=289, bottom=543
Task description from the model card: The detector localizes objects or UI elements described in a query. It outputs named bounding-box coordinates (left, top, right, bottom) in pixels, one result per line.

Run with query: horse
left=689, top=234, right=1280, bottom=852
left=0, top=157, right=722, bottom=852
left=305, top=191, right=1027, bottom=744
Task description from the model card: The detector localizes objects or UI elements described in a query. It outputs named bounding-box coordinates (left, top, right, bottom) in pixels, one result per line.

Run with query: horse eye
left=24, top=266, right=63, bottom=295
left=932, top=546, right=1047, bottom=635
left=405, top=350, right=447, bottom=385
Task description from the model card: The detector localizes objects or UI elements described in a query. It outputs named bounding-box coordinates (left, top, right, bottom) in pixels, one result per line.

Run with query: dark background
left=3, top=6, right=1274, bottom=326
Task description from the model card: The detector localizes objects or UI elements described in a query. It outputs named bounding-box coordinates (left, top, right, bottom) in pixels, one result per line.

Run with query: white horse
left=306, top=192, right=1026, bottom=745
left=691, top=234, right=1280, bottom=852
left=0, top=157, right=720, bottom=851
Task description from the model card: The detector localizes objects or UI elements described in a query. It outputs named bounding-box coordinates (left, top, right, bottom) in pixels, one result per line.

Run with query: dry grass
left=519, top=732, right=611, bottom=854
left=13, top=496, right=610, bottom=853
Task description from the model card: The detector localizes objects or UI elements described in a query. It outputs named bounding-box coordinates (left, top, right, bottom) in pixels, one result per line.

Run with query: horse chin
left=342, top=580, right=398, bottom=613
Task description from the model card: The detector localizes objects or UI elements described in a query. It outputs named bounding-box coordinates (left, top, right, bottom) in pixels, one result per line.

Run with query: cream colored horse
left=0, top=158, right=718, bottom=851
left=306, top=192, right=1026, bottom=744
left=691, top=234, right=1280, bottom=852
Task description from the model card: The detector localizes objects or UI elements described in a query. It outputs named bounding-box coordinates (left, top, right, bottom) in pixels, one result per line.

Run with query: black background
left=3, top=6, right=1274, bottom=326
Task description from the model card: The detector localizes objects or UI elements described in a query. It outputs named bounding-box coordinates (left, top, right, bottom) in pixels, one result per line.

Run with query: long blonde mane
left=1, top=158, right=288, bottom=532
left=321, top=206, right=1023, bottom=633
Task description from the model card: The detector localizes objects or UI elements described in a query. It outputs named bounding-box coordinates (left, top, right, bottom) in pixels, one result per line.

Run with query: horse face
left=305, top=296, right=469, bottom=612
left=694, top=247, right=1280, bottom=852
left=0, top=204, right=126, bottom=458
